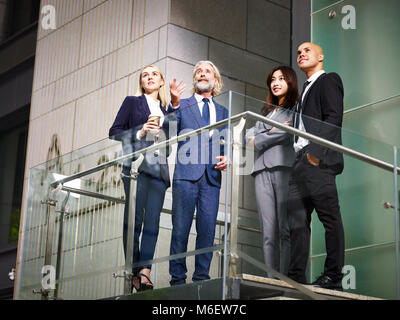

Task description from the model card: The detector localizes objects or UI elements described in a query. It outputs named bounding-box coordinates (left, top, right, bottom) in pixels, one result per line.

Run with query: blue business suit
left=167, top=95, right=228, bottom=285
left=109, top=94, right=170, bottom=275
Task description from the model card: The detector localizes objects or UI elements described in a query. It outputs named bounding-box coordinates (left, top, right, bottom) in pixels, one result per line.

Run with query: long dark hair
left=261, top=65, right=299, bottom=116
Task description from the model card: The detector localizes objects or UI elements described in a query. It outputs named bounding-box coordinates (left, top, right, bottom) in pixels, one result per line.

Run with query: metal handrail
left=50, top=115, right=234, bottom=188
left=60, top=185, right=125, bottom=204
left=50, top=110, right=400, bottom=189
left=245, top=111, right=400, bottom=174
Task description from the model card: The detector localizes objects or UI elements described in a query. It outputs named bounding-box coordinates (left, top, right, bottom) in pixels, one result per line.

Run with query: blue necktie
left=202, top=98, right=210, bottom=126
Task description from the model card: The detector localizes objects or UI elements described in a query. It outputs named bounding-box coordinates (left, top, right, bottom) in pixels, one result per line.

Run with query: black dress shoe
left=312, top=274, right=343, bottom=291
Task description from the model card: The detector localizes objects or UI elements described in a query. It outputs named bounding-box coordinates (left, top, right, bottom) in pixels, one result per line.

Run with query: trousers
left=287, top=151, right=345, bottom=284
left=122, top=172, right=167, bottom=275
left=169, top=173, right=220, bottom=285
left=254, top=167, right=291, bottom=277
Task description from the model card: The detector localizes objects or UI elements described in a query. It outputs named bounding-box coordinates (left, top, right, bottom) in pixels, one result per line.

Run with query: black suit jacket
left=300, top=72, right=344, bottom=174
left=109, top=94, right=171, bottom=187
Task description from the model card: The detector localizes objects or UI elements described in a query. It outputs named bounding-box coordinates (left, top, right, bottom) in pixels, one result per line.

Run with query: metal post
left=222, top=115, right=247, bottom=301
left=41, top=188, right=58, bottom=300
left=228, top=117, right=246, bottom=280
left=222, top=91, right=233, bottom=300
left=54, top=191, right=70, bottom=299
left=394, top=146, right=399, bottom=300
left=123, top=171, right=139, bottom=295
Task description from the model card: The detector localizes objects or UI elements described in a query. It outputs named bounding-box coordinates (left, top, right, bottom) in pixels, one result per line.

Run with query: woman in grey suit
left=246, top=66, right=299, bottom=277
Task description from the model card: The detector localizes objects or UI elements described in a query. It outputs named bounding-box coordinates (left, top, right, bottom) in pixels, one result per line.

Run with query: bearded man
left=167, top=61, right=228, bottom=286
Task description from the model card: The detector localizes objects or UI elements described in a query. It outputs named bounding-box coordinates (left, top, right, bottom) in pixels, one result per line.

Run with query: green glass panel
left=343, top=95, right=400, bottom=149
left=312, top=0, right=343, bottom=13
left=311, top=124, right=395, bottom=256
left=312, top=0, right=400, bottom=110
left=396, top=146, right=400, bottom=300
left=312, top=0, right=400, bottom=299
left=311, top=243, right=399, bottom=299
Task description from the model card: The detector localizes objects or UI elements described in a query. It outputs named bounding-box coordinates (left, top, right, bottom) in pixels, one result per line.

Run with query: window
left=2, top=0, right=40, bottom=40
left=0, top=105, right=29, bottom=245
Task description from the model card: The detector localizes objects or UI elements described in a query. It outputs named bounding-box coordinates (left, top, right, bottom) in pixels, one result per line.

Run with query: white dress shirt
left=145, top=94, right=165, bottom=125
left=195, top=92, right=216, bottom=121
left=136, top=94, right=165, bottom=140
left=294, top=70, right=326, bottom=153
left=172, top=93, right=217, bottom=135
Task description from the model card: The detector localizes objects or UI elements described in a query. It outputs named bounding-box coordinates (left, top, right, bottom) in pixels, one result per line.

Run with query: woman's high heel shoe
left=132, top=275, right=142, bottom=292
left=139, top=272, right=154, bottom=291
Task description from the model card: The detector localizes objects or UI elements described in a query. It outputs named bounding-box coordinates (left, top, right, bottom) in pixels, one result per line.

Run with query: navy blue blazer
left=167, top=95, right=229, bottom=188
left=109, top=94, right=171, bottom=187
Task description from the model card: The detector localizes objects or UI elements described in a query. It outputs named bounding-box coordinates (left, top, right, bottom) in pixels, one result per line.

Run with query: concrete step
left=241, top=274, right=382, bottom=300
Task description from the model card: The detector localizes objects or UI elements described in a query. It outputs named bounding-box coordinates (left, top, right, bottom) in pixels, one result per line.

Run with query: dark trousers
left=287, top=151, right=345, bottom=284
left=122, top=173, right=167, bottom=276
left=169, top=173, right=220, bottom=286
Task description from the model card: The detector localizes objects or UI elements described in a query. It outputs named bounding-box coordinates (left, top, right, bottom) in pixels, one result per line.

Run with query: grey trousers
left=254, top=167, right=291, bottom=277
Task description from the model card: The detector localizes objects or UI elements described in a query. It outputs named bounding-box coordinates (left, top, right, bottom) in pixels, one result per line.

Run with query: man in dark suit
left=287, top=42, right=345, bottom=290
left=167, top=61, right=228, bottom=286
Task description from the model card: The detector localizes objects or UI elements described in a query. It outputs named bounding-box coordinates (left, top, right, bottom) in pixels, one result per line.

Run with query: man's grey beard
left=195, top=79, right=215, bottom=94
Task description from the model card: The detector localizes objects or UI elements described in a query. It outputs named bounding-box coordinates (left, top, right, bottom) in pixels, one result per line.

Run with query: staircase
left=106, top=274, right=382, bottom=300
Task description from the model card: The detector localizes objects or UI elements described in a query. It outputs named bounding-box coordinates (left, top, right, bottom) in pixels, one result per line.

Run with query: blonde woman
left=109, top=65, right=170, bottom=292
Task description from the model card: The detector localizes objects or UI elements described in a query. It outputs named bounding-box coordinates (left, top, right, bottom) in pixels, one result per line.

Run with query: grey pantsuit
left=246, top=107, right=295, bottom=277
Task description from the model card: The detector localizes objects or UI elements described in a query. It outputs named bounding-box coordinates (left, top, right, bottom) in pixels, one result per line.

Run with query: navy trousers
left=122, top=172, right=167, bottom=276
left=169, top=173, right=220, bottom=285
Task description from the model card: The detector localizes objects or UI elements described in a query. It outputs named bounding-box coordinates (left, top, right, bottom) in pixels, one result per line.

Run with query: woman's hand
left=169, top=78, right=186, bottom=107
left=270, top=119, right=291, bottom=132
left=248, top=136, right=255, bottom=147
left=139, top=118, right=160, bottom=139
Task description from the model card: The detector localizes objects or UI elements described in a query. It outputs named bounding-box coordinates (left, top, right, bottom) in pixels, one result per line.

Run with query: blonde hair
left=136, top=65, right=168, bottom=109
left=191, top=60, right=224, bottom=96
